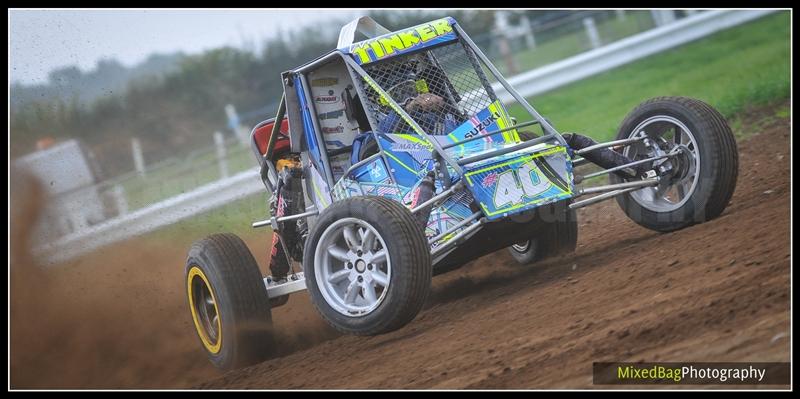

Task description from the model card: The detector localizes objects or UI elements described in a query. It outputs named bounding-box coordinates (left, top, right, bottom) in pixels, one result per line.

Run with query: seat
left=349, top=132, right=379, bottom=165
left=250, top=117, right=291, bottom=167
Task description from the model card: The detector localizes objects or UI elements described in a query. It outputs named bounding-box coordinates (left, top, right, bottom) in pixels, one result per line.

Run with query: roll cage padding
left=282, top=71, right=306, bottom=154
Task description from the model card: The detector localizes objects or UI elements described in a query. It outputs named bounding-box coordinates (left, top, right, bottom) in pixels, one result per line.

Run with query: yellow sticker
left=415, top=79, right=429, bottom=94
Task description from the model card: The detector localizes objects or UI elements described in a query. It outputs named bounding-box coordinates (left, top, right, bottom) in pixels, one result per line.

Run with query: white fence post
left=521, top=15, right=536, bottom=49
left=225, top=104, right=238, bottom=130
left=111, top=184, right=129, bottom=216
left=651, top=10, right=661, bottom=26
left=661, top=10, right=677, bottom=24
left=652, top=10, right=677, bottom=26
left=493, top=11, right=518, bottom=75
left=225, top=104, right=250, bottom=147
left=583, top=17, right=602, bottom=49
left=131, top=137, right=146, bottom=176
left=214, top=131, right=229, bottom=179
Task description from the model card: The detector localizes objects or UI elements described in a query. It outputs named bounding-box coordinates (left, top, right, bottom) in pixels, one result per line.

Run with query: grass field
left=507, top=11, right=790, bottom=142
left=138, top=11, right=790, bottom=242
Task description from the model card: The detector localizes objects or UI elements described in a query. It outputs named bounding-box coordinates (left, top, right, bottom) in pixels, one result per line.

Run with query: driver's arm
left=404, top=93, right=445, bottom=114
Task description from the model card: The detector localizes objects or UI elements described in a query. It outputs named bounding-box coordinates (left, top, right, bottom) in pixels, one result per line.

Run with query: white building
left=14, top=139, right=111, bottom=243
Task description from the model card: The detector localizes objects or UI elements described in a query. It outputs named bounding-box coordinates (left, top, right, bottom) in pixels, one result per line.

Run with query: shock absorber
left=411, top=172, right=436, bottom=231
left=267, top=157, right=304, bottom=281
left=564, top=133, right=647, bottom=179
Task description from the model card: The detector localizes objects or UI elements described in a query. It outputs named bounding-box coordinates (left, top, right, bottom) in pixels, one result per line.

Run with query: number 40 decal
left=493, top=163, right=551, bottom=208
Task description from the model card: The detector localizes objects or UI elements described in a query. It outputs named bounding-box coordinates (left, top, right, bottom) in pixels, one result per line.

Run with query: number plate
left=463, top=145, right=574, bottom=220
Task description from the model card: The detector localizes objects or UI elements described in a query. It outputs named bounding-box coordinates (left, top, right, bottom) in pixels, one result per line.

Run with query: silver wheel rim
left=624, top=115, right=700, bottom=212
left=314, top=218, right=392, bottom=317
left=512, top=241, right=530, bottom=252
left=191, top=277, right=219, bottom=344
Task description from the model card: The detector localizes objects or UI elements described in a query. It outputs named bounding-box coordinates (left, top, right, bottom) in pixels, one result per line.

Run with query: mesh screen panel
left=353, top=40, right=499, bottom=135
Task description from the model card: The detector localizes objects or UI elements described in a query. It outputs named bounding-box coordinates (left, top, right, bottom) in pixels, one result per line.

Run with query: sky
left=9, top=9, right=366, bottom=85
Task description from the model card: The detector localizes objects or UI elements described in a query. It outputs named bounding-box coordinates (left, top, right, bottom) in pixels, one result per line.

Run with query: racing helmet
left=377, top=58, right=429, bottom=106
left=387, top=79, right=423, bottom=106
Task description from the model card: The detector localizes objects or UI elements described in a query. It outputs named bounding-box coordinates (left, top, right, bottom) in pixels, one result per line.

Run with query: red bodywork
left=253, top=117, right=291, bottom=158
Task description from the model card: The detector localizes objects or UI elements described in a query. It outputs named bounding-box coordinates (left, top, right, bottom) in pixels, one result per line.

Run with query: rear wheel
left=304, top=196, right=431, bottom=335
left=610, top=97, right=738, bottom=232
left=507, top=201, right=578, bottom=265
left=186, top=233, right=273, bottom=371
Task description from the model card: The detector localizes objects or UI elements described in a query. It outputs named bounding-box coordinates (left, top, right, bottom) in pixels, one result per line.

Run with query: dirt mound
left=9, top=101, right=790, bottom=389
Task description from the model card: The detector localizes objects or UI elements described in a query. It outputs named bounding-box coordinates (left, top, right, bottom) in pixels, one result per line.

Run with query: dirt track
left=10, top=102, right=791, bottom=389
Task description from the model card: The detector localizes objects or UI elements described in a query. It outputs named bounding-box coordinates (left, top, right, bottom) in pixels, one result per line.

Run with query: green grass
left=138, top=11, right=791, bottom=238
left=507, top=11, right=790, bottom=142
left=144, top=193, right=269, bottom=245
left=119, top=139, right=256, bottom=210
left=727, top=99, right=791, bottom=141
left=510, top=30, right=585, bottom=73
left=774, top=103, right=790, bottom=119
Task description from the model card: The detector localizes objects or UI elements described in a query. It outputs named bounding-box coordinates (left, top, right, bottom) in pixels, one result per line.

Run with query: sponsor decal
left=376, top=184, right=400, bottom=196
left=464, top=112, right=500, bottom=139
left=319, top=109, right=346, bottom=120
left=311, top=77, right=339, bottom=87
left=481, top=172, right=498, bottom=188
left=348, top=18, right=455, bottom=64
left=370, top=162, right=382, bottom=179
left=314, top=90, right=339, bottom=104
left=409, top=186, right=422, bottom=208
left=322, top=126, right=344, bottom=134
left=391, top=142, right=432, bottom=152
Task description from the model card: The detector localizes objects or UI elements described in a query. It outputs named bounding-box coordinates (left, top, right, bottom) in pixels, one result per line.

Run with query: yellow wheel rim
left=187, top=265, right=222, bottom=354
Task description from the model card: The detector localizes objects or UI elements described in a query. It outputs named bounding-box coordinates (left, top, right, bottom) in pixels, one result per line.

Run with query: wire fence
left=472, top=10, right=661, bottom=76
left=30, top=132, right=258, bottom=243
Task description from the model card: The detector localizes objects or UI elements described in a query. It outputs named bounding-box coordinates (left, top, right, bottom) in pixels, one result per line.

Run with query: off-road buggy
left=185, top=16, right=738, bottom=370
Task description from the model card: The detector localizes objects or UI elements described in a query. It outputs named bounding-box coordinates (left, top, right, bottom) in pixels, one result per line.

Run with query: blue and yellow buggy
left=185, top=16, right=739, bottom=370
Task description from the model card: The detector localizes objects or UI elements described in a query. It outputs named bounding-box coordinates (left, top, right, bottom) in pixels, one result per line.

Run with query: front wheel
left=304, top=196, right=432, bottom=336
left=610, top=97, right=738, bottom=232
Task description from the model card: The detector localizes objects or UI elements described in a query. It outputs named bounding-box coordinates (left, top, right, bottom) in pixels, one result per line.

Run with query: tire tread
left=186, top=233, right=273, bottom=370
left=612, top=96, right=738, bottom=232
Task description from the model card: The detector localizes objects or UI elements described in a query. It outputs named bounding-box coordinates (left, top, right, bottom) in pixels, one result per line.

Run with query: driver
left=375, top=64, right=461, bottom=135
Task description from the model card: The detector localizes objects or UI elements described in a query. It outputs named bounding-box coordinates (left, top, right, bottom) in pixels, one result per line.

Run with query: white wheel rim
left=314, top=218, right=392, bottom=317
left=625, top=115, right=700, bottom=212
left=512, top=241, right=530, bottom=253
